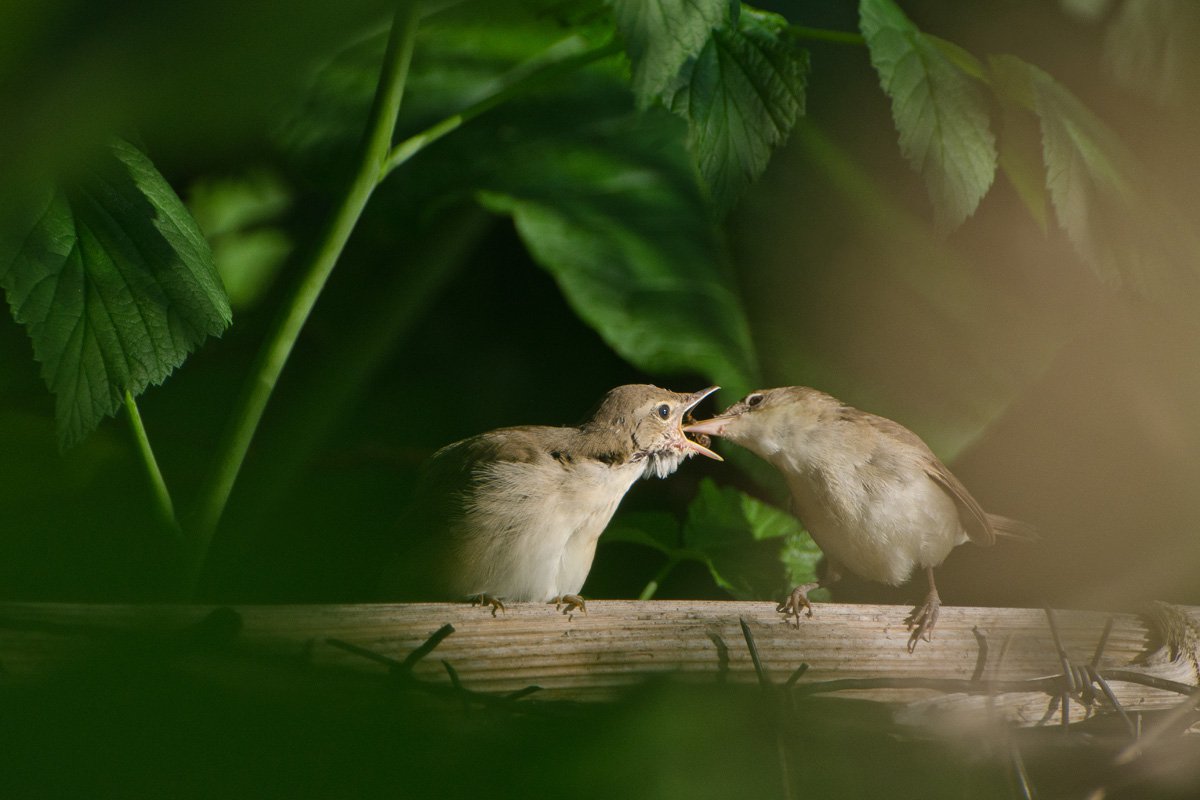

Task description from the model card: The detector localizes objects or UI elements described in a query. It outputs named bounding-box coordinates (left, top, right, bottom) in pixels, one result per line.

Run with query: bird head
left=586, top=384, right=722, bottom=478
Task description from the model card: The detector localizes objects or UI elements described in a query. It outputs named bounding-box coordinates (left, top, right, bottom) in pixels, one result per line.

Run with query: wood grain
left=1, top=601, right=1195, bottom=727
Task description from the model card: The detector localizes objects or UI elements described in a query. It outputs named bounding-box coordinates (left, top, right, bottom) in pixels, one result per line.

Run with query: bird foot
left=905, top=591, right=941, bottom=653
left=552, top=594, right=587, bottom=615
left=777, top=583, right=819, bottom=627
left=469, top=594, right=505, bottom=617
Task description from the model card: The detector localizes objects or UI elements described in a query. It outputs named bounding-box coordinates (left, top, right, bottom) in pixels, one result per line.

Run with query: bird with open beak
left=379, top=384, right=721, bottom=614
left=686, top=387, right=1031, bottom=651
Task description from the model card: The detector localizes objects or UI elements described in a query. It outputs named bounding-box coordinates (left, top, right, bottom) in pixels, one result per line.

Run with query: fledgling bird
left=379, top=384, right=721, bottom=614
left=685, top=387, right=1031, bottom=651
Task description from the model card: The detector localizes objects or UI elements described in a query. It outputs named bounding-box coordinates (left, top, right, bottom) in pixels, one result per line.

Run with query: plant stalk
left=189, top=2, right=421, bottom=595
left=123, top=390, right=180, bottom=537
left=786, top=25, right=865, bottom=46
left=639, top=557, right=680, bottom=601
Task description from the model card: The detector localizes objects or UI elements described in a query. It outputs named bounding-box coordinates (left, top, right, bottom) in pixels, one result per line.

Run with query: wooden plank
left=0, top=601, right=1195, bottom=727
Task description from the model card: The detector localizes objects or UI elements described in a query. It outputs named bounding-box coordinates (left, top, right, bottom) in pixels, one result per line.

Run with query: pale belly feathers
left=451, top=458, right=643, bottom=602
left=783, top=458, right=967, bottom=586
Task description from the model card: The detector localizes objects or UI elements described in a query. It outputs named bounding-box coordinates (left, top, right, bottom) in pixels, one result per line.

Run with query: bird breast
left=454, top=456, right=644, bottom=602
left=777, top=439, right=967, bottom=586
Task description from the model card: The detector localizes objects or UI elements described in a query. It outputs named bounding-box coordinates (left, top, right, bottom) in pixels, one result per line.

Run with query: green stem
left=189, top=2, right=420, bottom=593
left=383, top=37, right=622, bottom=176
left=787, top=25, right=865, bottom=46
left=123, top=390, right=180, bottom=536
left=638, top=556, right=680, bottom=601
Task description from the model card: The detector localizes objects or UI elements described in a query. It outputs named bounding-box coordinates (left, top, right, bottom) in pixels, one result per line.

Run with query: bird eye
left=746, top=393, right=764, bottom=408
left=656, top=403, right=671, bottom=419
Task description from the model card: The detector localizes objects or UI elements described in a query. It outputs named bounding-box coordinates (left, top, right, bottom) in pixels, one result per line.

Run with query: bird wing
left=867, top=414, right=996, bottom=547
left=923, top=458, right=996, bottom=546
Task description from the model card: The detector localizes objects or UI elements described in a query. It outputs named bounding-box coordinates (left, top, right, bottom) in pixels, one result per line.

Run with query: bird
left=685, top=386, right=1031, bottom=651
left=378, top=384, right=721, bottom=614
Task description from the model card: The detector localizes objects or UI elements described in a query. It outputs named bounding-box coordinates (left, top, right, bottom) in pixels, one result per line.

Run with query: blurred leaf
left=859, top=0, right=997, bottom=230
left=188, top=171, right=292, bottom=309
left=666, top=8, right=809, bottom=212
left=604, top=511, right=681, bottom=554
left=0, top=138, right=231, bottom=449
left=1104, top=0, right=1200, bottom=108
left=989, top=59, right=1049, bottom=231
left=609, top=0, right=727, bottom=107
left=780, top=529, right=824, bottom=591
left=682, top=478, right=802, bottom=598
left=280, top=0, right=616, bottom=177
left=990, top=54, right=1200, bottom=297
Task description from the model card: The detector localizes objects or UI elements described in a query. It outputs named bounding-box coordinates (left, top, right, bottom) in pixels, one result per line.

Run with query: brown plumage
left=686, top=386, right=1032, bottom=651
left=378, top=384, right=720, bottom=611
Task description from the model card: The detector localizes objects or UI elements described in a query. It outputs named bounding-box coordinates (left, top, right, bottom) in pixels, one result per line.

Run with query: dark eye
left=746, top=393, right=764, bottom=408
left=656, top=403, right=671, bottom=419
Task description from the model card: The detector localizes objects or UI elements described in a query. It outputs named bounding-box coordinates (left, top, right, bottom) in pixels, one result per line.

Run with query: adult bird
left=686, top=386, right=1031, bottom=651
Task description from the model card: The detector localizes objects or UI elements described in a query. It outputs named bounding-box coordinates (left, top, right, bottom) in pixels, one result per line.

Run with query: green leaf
left=666, top=8, right=809, bottom=212
left=604, top=511, right=681, bottom=555
left=473, top=102, right=758, bottom=395
left=610, top=0, right=728, bottom=107
left=859, top=0, right=996, bottom=230
left=0, top=138, right=232, bottom=448
left=779, top=530, right=823, bottom=591
left=682, top=479, right=800, bottom=599
left=280, top=0, right=616, bottom=178
left=987, top=56, right=1048, bottom=231
left=288, top=3, right=759, bottom=394
left=990, top=54, right=1199, bottom=297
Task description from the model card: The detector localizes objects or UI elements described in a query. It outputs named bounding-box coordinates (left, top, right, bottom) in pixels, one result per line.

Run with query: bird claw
left=470, top=594, right=505, bottom=617
left=905, top=592, right=940, bottom=653
left=552, top=594, right=587, bottom=615
left=777, top=583, right=818, bottom=627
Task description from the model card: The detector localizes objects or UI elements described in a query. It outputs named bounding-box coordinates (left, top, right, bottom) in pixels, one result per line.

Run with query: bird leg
left=552, top=594, right=587, bottom=615
left=469, top=593, right=505, bottom=617
left=905, top=566, right=941, bottom=652
left=777, top=563, right=841, bottom=627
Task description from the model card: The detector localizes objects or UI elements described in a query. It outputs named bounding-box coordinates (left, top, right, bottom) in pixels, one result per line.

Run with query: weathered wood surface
left=1, top=601, right=1196, bottom=727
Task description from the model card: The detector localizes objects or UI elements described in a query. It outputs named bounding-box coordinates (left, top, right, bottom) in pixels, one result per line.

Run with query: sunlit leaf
left=859, top=0, right=996, bottom=230
left=779, top=529, right=823, bottom=591
left=666, top=8, right=809, bottom=212
left=0, top=138, right=231, bottom=448
left=988, top=56, right=1048, bottom=231
left=990, top=54, right=1200, bottom=297
left=609, top=0, right=727, bottom=107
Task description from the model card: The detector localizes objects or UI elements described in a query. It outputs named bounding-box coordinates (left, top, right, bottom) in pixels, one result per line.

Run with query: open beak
left=680, top=386, right=723, bottom=461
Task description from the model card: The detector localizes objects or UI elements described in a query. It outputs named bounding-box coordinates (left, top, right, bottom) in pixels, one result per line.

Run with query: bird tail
left=987, top=513, right=1039, bottom=542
